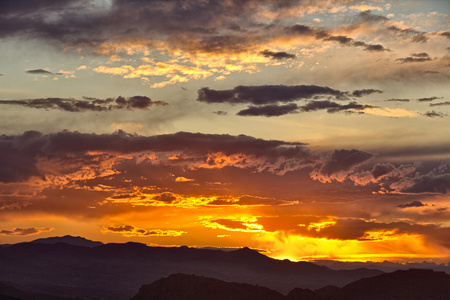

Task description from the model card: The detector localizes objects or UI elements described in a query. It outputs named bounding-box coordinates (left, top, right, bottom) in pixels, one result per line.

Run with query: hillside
left=0, top=236, right=382, bottom=299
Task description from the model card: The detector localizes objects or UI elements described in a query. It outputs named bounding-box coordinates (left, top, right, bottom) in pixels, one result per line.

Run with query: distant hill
left=339, top=268, right=450, bottom=300
left=30, top=235, right=103, bottom=248
left=0, top=281, right=72, bottom=300
left=130, top=269, right=450, bottom=300
left=131, top=273, right=285, bottom=300
left=0, top=238, right=382, bottom=299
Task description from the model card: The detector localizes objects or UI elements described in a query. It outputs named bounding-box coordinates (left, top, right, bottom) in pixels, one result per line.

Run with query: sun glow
left=258, top=231, right=450, bottom=263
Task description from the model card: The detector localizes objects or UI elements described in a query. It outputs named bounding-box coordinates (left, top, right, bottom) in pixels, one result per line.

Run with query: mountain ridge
left=0, top=236, right=383, bottom=299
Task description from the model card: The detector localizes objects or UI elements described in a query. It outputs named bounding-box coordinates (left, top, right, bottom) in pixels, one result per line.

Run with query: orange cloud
left=102, top=225, right=185, bottom=237
left=0, top=227, right=54, bottom=236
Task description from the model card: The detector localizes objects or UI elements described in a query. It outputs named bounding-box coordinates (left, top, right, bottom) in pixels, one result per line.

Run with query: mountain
left=131, top=270, right=450, bottom=300
left=0, top=281, right=73, bottom=300
left=286, top=287, right=322, bottom=300
left=339, top=268, right=450, bottom=300
left=0, top=238, right=383, bottom=299
left=130, top=273, right=285, bottom=300
left=30, top=235, right=103, bottom=248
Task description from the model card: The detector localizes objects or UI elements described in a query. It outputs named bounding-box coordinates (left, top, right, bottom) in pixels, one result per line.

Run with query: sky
left=0, top=0, right=449, bottom=263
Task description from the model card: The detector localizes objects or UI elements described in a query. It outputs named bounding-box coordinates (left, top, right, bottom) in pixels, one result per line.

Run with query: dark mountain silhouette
left=286, top=287, right=322, bottom=300
left=315, top=285, right=341, bottom=299
left=339, top=268, right=450, bottom=300
left=0, top=236, right=382, bottom=299
left=130, top=273, right=285, bottom=300
left=0, top=281, right=74, bottom=300
left=131, top=270, right=450, bottom=300
left=30, top=235, right=103, bottom=248
left=314, top=259, right=450, bottom=274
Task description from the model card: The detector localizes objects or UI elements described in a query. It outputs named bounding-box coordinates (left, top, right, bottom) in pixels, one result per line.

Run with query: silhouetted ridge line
left=0, top=239, right=383, bottom=299
left=130, top=273, right=286, bottom=300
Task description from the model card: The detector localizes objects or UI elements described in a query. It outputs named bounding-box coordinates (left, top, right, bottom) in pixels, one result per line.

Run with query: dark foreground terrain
left=1, top=236, right=449, bottom=299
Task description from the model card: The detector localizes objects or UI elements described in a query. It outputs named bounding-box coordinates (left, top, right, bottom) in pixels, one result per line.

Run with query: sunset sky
left=0, top=0, right=449, bottom=263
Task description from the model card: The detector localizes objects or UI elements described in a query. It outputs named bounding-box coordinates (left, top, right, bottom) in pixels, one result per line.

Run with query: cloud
left=430, top=102, right=450, bottom=107
left=288, top=23, right=389, bottom=52
left=395, top=174, right=450, bottom=194
left=259, top=49, right=296, bottom=60
left=0, top=96, right=168, bottom=112
left=418, top=96, right=443, bottom=102
left=197, top=85, right=350, bottom=105
left=103, top=225, right=185, bottom=237
left=237, top=103, right=299, bottom=117
left=199, top=86, right=412, bottom=118
left=440, top=31, right=450, bottom=40
left=213, top=111, right=228, bottom=115
left=311, top=149, right=373, bottom=183
left=351, top=89, right=383, bottom=97
left=208, top=195, right=295, bottom=206
left=201, top=217, right=264, bottom=232
left=25, top=69, right=56, bottom=75
left=258, top=216, right=450, bottom=244
left=423, top=111, right=448, bottom=118
left=385, top=98, right=410, bottom=102
left=0, top=227, right=53, bottom=236
left=397, top=201, right=427, bottom=208
left=299, top=100, right=372, bottom=113
left=0, top=130, right=315, bottom=183
left=387, top=26, right=427, bottom=43
left=152, top=192, right=178, bottom=203
left=175, top=177, right=194, bottom=182
left=362, top=107, right=418, bottom=117
left=396, top=53, right=432, bottom=64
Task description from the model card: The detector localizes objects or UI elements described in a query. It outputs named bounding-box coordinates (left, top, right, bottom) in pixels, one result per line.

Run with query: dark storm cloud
left=417, top=96, right=443, bottom=102
left=385, top=98, right=410, bottom=102
left=288, top=24, right=389, bottom=52
left=0, top=0, right=391, bottom=59
left=0, top=96, right=168, bottom=112
left=213, top=111, right=228, bottom=115
left=0, top=0, right=314, bottom=55
left=423, top=111, right=448, bottom=118
left=315, top=149, right=373, bottom=177
left=299, top=100, right=373, bottom=113
left=197, top=85, right=349, bottom=105
left=289, top=24, right=316, bottom=36
left=104, top=225, right=134, bottom=232
left=361, top=43, right=387, bottom=52
left=199, top=85, right=380, bottom=117
left=387, top=26, right=427, bottom=43
left=153, top=192, right=177, bottom=203
left=26, top=69, right=56, bottom=75
left=411, top=33, right=428, bottom=43
left=399, top=174, right=450, bottom=194
left=351, top=89, right=383, bottom=97
left=259, top=216, right=450, bottom=242
left=396, top=52, right=432, bottom=63
left=237, top=103, right=299, bottom=117
left=440, top=31, right=450, bottom=40
left=324, top=35, right=353, bottom=45
left=0, top=227, right=53, bottom=236
left=358, top=10, right=389, bottom=23
left=371, top=163, right=395, bottom=179
left=397, top=201, right=427, bottom=208
left=0, top=130, right=314, bottom=183
left=387, top=26, right=420, bottom=36
left=430, top=101, right=450, bottom=107
left=259, top=49, right=296, bottom=60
